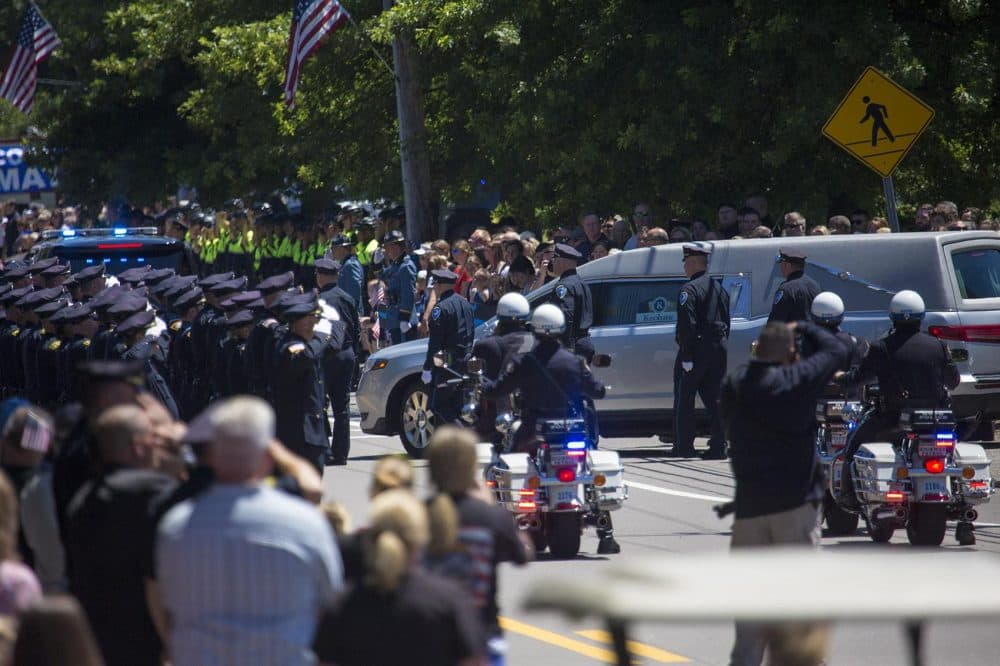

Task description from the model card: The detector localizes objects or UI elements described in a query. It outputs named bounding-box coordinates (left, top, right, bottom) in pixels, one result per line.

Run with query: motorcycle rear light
left=969, top=481, right=988, bottom=489
left=485, top=479, right=496, bottom=488
left=567, top=450, right=586, bottom=458
left=886, top=491, right=905, bottom=502
left=519, top=489, right=535, bottom=498
left=527, top=476, right=541, bottom=489
left=556, top=468, right=576, bottom=483
left=565, top=440, right=587, bottom=450
left=517, top=501, right=536, bottom=510
left=929, top=324, right=1000, bottom=343
left=924, top=458, right=945, bottom=474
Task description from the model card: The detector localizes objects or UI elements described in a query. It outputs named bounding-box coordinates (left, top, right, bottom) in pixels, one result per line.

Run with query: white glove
left=399, top=321, right=411, bottom=334
left=421, top=370, right=432, bottom=384
left=682, top=361, right=693, bottom=372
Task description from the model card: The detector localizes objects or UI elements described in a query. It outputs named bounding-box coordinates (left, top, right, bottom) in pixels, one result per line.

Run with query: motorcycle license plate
left=831, top=431, right=847, bottom=448
left=555, top=488, right=577, bottom=503
left=549, top=453, right=577, bottom=467
left=921, top=480, right=947, bottom=494
left=918, top=446, right=950, bottom=459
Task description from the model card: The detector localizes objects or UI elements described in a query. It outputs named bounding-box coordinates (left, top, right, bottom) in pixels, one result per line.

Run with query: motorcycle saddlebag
left=587, top=450, right=628, bottom=511
left=493, top=453, right=539, bottom=511
left=852, top=442, right=901, bottom=503
left=954, top=443, right=993, bottom=505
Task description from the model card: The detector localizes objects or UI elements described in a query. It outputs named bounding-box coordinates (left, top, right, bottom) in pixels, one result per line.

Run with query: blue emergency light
left=565, top=440, right=587, bottom=451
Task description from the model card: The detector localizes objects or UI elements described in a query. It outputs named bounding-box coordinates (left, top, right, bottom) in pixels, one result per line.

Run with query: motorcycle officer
left=483, top=304, right=619, bottom=554
left=837, top=290, right=960, bottom=510
left=807, top=292, right=866, bottom=398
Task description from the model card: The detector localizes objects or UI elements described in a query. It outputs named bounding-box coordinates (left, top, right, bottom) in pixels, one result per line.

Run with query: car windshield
left=952, top=248, right=1000, bottom=299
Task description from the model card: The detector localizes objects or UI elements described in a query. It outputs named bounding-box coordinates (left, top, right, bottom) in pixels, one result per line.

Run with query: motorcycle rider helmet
left=530, top=303, right=566, bottom=337
left=496, top=292, right=530, bottom=321
left=889, top=290, right=926, bottom=323
left=811, top=291, right=845, bottom=326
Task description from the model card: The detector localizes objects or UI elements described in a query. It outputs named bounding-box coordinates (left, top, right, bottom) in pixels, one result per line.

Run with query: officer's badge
left=82, top=339, right=91, bottom=348
left=47, top=339, right=62, bottom=351
left=678, top=291, right=689, bottom=306
left=287, top=342, right=306, bottom=355
left=555, top=285, right=568, bottom=300
left=431, top=307, right=441, bottom=321
left=774, top=290, right=784, bottom=305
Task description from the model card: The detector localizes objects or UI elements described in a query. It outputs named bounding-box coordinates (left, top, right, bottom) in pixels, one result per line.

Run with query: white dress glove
left=681, top=361, right=693, bottom=372
left=400, top=321, right=411, bottom=334
left=421, top=370, right=432, bottom=384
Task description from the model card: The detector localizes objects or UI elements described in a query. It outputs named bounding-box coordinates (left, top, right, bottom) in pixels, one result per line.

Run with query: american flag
left=0, top=2, right=61, bottom=114
left=283, top=0, right=350, bottom=109
left=20, top=410, right=51, bottom=454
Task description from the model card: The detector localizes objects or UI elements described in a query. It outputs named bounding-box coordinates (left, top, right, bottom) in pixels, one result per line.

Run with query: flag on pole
left=283, top=0, right=350, bottom=109
left=0, top=2, right=61, bottom=114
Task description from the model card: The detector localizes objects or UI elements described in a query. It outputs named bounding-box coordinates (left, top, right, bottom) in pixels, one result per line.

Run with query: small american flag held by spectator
left=0, top=2, right=61, bottom=115
left=20, top=410, right=51, bottom=453
left=283, top=0, right=350, bottom=109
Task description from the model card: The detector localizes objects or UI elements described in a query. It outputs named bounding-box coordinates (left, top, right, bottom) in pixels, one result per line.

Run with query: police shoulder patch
left=262, top=318, right=278, bottom=329
left=679, top=291, right=689, bottom=306
left=287, top=342, right=306, bottom=355
left=47, top=339, right=62, bottom=351
left=555, top=285, right=568, bottom=299
left=774, top=290, right=784, bottom=305
left=431, top=306, right=441, bottom=321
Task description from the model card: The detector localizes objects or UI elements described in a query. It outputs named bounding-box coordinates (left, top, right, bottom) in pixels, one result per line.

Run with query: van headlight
left=365, top=357, right=389, bottom=372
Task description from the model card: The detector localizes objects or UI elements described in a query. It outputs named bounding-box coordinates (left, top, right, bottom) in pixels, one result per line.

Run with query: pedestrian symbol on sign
left=860, top=97, right=894, bottom=147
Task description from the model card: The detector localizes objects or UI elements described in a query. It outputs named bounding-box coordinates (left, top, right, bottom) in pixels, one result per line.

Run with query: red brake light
left=924, top=458, right=945, bottom=474
left=886, top=491, right=905, bottom=502
left=969, top=481, right=988, bottom=489
left=556, top=468, right=576, bottom=483
left=929, top=324, right=1000, bottom=343
left=96, top=243, right=144, bottom=249
left=517, top=501, right=536, bottom=511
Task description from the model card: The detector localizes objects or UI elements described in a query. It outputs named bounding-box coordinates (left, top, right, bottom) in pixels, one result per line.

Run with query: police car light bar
left=41, top=227, right=160, bottom=241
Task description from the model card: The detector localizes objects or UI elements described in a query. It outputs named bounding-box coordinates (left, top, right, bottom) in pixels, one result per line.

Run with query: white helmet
left=496, top=292, right=530, bottom=321
left=530, top=304, right=566, bottom=336
left=811, top=291, right=845, bottom=326
left=890, top=290, right=925, bottom=323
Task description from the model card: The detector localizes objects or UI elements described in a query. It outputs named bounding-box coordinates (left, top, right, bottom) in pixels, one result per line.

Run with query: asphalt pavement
left=322, top=411, right=1000, bottom=665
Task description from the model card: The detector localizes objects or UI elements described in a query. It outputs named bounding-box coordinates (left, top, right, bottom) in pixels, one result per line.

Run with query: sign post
left=822, top=67, right=934, bottom=232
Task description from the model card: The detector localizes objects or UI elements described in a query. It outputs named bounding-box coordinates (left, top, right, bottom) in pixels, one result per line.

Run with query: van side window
left=591, top=280, right=684, bottom=327
left=952, top=249, right=1000, bottom=299
left=718, top=275, right=751, bottom=319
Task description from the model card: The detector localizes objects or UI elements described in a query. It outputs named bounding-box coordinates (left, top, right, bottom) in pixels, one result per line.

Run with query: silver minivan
left=357, top=232, right=1000, bottom=455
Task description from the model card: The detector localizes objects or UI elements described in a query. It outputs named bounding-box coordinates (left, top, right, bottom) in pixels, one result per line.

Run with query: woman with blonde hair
left=313, top=489, right=485, bottom=666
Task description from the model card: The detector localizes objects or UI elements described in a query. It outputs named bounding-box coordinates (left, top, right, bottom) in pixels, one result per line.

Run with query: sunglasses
left=633, top=211, right=650, bottom=217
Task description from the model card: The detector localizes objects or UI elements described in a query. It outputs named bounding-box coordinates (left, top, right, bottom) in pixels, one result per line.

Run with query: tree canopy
left=1, top=0, right=997, bottom=227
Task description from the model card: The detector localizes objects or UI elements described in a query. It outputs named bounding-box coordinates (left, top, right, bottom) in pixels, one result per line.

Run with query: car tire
left=546, top=513, right=581, bottom=559
left=906, top=503, right=947, bottom=547
left=399, top=381, right=435, bottom=458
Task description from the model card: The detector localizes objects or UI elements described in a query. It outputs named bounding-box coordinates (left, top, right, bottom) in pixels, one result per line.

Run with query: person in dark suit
left=767, top=247, right=820, bottom=324
left=422, top=269, right=474, bottom=426
left=316, top=259, right=360, bottom=465
left=545, top=244, right=595, bottom=361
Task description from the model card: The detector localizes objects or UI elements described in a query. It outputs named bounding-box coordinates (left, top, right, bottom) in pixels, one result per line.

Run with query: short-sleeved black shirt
left=65, top=467, right=177, bottom=666
left=313, top=569, right=484, bottom=666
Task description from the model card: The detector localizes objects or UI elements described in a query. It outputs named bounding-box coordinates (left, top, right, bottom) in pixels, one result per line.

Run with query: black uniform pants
left=325, top=347, right=356, bottom=461
left=431, top=367, right=463, bottom=426
left=672, top=347, right=727, bottom=453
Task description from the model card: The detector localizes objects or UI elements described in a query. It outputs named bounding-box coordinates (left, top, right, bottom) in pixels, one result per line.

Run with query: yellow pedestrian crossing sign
left=822, top=67, right=934, bottom=178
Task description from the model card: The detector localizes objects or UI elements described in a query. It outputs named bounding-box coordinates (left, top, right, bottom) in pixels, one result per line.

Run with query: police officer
left=120, top=309, right=180, bottom=418
left=40, top=263, right=72, bottom=289
left=34, top=298, right=69, bottom=408
left=379, top=230, right=417, bottom=345
left=220, top=309, right=254, bottom=399
left=422, top=269, right=474, bottom=426
left=767, top=247, right=820, bottom=323
left=837, top=291, right=960, bottom=507
left=19, top=289, right=62, bottom=403
left=328, top=234, right=364, bottom=313
left=166, top=287, right=205, bottom=420
left=54, top=303, right=99, bottom=404
left=271, top=293, right=329, bottom=472
left=244, top=271, right=296, bottom=397
left=483, top=304, right=619, bottom=553
left=0, top=286, right=31, bottom=398
left=316, top=258, right=360, bottom=465
left=545, top=243, right=594, bottom=361
left=671, top=243, right=730, bottom=459
left=807, top=292, right=866, bottom=399
left=73, top=265, right=107, bottom=303
left=189, top=272, right=234, bottom=401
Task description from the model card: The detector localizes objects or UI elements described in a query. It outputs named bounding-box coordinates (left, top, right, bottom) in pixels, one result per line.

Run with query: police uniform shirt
left=383, top=254, right=417, bottom=325
left=675, top=270, right=731, bottom=363
left=548, top=268, right=593, bottom=345
left=423, top=291, right=474, bottom=371
left=473, top=329, right=535, bottom=380
left=36, top=332, right=64, bottom=406
left=62, top=335, right=92, bottom=403
left=337, top=255, right=365, bottom=314
left=320, top=284, right=361, bottom=355
left=272, top=332, right=328, bottom=451
left=767, top=269, right=821, bottom=323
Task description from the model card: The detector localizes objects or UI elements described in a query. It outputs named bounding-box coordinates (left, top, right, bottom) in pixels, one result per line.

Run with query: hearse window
left=591, top=280, right=684, bottom=327
left=952, top=248, right=1000, bottom=299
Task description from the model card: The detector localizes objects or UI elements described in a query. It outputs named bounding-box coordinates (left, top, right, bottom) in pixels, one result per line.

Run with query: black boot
left=596, top=512, right=621, bottom=554
left=956, top=521, right=976, bottom=546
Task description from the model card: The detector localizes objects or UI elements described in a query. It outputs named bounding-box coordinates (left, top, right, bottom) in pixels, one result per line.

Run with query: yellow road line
left=499, top=616, right=618, bottom=663
left=576, top=629, right=690, bottom=663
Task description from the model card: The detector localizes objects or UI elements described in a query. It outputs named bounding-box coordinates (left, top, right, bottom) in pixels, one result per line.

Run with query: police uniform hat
left=173, top=287, right=204, bottom=310
left=229, top=290, right=262, bottom=307
left=90, top=286, right=128, bottom=311
left=383, top=230, right=406, bottom=245
left=27, top=287, right=65, bottom=309
left=51, top=303, right=94, bottom=325
left=328, top=234, right=353, bottom=247
left=682, top=242, right=712, bottom=259
left=208, top=276, right=248, bottom=297
left=2, top=262, right=30, bottom=280
left=198, top=271, right=235, bottom=289
left=77, top=359, right=146, bottom=388
left=27, top=257, right=59, bottom=275
left=282, top=294, right=321, bottom=321
left=117, top=265, right=153, bottom=285
left=35, top=299, right=69, bottom=319
left=776, top=247, right=807, bottom=264
left=73, top=264, right=106, bottom=284
left=355, top=217, right=376, bottom=230
left=257, top=271, right=295, bottom=295
left=245, top=297, right=266, bottom=311
left=4, top=286, right=34, bottom=307
left=431, top=268, right=459, bottom=284
left=225, top=309, right=254, bottom=328
left=152, top=274, right=184, bottom=298
left=116, top=309, right=155, bottom=336
left=40, top=263, right=71, bottom=278
left=314, top=258, right=341, bottom=274
left=553, top=243, right=583, bottom=261
left=143, top=268, right=175, bottom=286
left=107, top=293, right=148, bottom=317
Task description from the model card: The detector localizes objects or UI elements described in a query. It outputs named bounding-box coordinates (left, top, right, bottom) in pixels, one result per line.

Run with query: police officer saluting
left=768, top=247, right=820, bottom=323
left=379, top=230, right=417, bottom=344
left=422, top=269, right=474, bottom=426
left=546, top=243, right=594, bottom=361
left=671, top=243, right=730, bottom=459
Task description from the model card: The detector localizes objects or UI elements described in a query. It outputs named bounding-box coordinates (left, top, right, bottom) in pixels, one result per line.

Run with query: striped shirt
left=157, top=484, right=343, bottom=665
